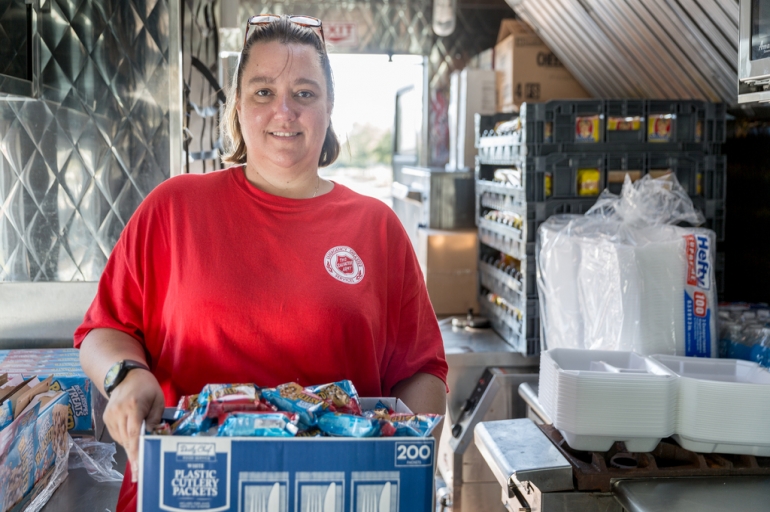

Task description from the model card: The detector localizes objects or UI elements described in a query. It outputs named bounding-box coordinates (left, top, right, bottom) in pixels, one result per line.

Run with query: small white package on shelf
left=539, top=348, right=677, bottom=452
left=649, top=355, right=770, bottom=456
left=536, top=174, right=718, bottom=357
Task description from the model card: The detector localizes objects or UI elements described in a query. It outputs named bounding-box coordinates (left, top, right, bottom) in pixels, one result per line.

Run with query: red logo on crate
left=693, top=291, right=708, bottom=318
left=684, top=235, right=697, bottom=286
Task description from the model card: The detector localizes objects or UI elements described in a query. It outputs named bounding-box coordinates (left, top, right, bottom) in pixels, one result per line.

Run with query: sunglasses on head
left=243, top=14, right=325, bottom=48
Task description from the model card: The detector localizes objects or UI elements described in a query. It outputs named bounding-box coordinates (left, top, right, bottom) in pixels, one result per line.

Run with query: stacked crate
left=474, top=99, right=727, bottom=356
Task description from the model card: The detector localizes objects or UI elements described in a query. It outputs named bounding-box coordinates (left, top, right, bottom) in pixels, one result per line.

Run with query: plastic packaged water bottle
left=749, top=327, right=770, bottom=369
left=726, top=324, right=752, bottom=360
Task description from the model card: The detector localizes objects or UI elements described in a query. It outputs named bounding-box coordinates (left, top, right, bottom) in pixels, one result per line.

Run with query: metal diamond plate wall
left=238, top=0, right=435, bottom=55
left=0, top=0, right=29, bottom=82
left=0, top=0, right=179, bottom=282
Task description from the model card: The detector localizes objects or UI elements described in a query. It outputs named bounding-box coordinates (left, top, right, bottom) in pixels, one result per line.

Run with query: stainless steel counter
left=42, top=467, right=123, bottom=512
left=474, top=419, right=573, bottom=494
left=613, top=476, right=770, bottom=512
left=475, top=418, right=770, bottom=512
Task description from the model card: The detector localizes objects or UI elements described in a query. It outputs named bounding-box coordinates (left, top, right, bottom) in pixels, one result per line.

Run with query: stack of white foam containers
left=539, top=349, right=770, bottom=455
left=650, top=355, right=770, bottom=456
left=539, top=349, right=677, bottom=452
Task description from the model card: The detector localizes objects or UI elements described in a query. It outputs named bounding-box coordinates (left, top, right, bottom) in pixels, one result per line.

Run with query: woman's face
left=237, top=40, right=331, bottom=176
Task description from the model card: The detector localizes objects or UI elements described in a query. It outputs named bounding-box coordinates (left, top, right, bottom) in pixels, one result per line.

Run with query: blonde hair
left=221, top=16, right=340, bottom=167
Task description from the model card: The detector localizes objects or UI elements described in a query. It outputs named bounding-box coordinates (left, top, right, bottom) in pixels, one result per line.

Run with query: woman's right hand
left=103, top=369, right=166, bottom=483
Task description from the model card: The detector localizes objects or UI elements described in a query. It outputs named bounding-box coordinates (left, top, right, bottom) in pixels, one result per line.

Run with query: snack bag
left=206, top=398, right=277, bottom=419
left=197, top=383, right=259, bottom=406
left=317, top=413, right=381, bottom=438
left=306, top=380, right=362, bottom=416
left=363, top=400, right=394, bottom=421
left=387, top=414, right=443, bottom=437
left=217, top=412, right=299, bottom=437
left=174, top=394, right=199, bottom=420
left=151, top=423, right=173, bottom=436
left=169, top=411, right=198, bottom=436
left=262, top=382, right=330, bottom=427
left=296, top=427, right=323, bottom=438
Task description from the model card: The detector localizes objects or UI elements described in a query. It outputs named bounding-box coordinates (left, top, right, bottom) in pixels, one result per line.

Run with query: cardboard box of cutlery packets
left=138, top=398, right=436, bottom=512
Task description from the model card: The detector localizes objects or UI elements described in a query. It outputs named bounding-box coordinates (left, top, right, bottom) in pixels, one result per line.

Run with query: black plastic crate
left=691, top=197, right=726, bottom=242
left=603, top=153, right=726, bottom=199
left=526, top=299, right=540, bottom=356
left=525, top=153, right=608, bottom=201
left=525, top=198, right=600, bottom=244
left=473, top=102, right=725, bottom=165
left=715, top=251, right=725, bottom=297
left=526, top=263, right=537, bottom=300
left=520, top=99, right=725, bottom=145
left=605, top=100, right=648, bottom=142
left=701, top=155, right=727, bottom=201
left=647, top=100, right=726, bottom=145
left=475, top=101, right=725, bottom=165
left=482, top=152, right=728, bottom=203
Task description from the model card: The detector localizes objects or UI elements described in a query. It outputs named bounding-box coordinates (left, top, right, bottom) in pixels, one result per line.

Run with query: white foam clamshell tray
left=648, top=355, right=770, bottom=456
left=539, top=349, right=677, bottom=452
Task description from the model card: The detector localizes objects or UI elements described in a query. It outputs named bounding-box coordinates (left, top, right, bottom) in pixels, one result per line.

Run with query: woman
left=75, top=15, right=447, bottom=511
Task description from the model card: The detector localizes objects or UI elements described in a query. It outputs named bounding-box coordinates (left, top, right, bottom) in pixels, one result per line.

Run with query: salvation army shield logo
left=324, top=246, right=365, bottom=284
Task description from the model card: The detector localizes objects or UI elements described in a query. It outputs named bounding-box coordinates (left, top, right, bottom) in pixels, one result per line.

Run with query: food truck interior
left=0, top=0, right=769, bottom=511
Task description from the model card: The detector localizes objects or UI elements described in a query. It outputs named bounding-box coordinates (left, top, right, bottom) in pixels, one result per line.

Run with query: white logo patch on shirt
left=324, top=246, right=365, bottom=284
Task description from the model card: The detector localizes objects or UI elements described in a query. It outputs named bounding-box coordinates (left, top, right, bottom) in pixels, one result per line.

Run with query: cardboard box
left=448, top=69, right=496, bottom=170
left=0, top=349, right=93, bottom=432
left=0, top=391, right=69, bottom=512
left=138, top=398, right=436, bottom=512
left=494, top=19, right=590, bottom=112
left=418, top=228, right=479, bottom=315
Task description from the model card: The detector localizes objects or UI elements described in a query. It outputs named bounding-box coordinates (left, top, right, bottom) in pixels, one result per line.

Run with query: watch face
left=105, top=361, right=123, bottom=390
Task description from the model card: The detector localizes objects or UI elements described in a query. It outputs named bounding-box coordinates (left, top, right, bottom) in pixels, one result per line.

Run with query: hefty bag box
left=138, top=398, right=436, bottom=512
left=0, top=349, right=93, bottom=431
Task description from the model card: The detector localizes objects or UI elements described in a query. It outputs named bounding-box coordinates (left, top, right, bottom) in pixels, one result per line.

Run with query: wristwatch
left=104, top=359, right=150, bottom=397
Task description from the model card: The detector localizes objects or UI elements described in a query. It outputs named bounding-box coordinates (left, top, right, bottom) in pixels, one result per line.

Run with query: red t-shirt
left=73, top=167, right=447, bottom=511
